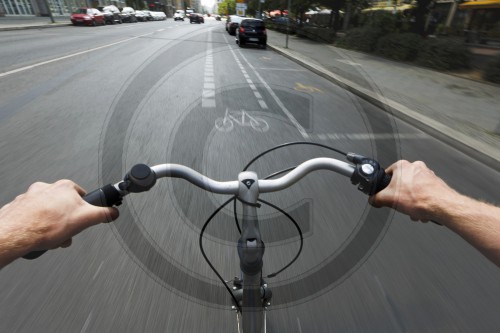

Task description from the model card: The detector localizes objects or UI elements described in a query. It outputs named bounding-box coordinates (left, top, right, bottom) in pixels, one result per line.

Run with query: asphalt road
left=1, top=18, right=499, bottom=332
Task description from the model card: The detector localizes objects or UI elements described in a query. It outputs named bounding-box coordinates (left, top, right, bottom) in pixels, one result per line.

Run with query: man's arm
left=0, top=180, right=118, bottom=268
left=370, top=160, right=500, bottom=267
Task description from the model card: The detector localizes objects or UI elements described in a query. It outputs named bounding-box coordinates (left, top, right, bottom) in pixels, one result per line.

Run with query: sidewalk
left=0, top=16, right=70, bottom=31
left=266, top=30, right=500, bottom=171
left=1, top=18, right=499, bottom=170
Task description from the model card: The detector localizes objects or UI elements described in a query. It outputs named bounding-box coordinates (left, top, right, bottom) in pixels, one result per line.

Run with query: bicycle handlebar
left=23, top=153, right=391, bottom=260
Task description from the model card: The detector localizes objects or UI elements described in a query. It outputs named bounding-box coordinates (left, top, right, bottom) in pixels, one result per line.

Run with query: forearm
left=432, top=194, right=500, bottom=266
left=0, top=219, right=38, bottom=268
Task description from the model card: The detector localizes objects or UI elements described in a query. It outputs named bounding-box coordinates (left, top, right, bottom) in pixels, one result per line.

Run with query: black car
left=236, top=19, right=267, bottom=48
left=98, top=5, right=122, bottom=24
left=120, top=7, right=138, bottom=23
left=190, top=13, right=204, bottom=24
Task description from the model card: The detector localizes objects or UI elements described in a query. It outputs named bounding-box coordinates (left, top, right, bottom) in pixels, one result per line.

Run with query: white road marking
left=224, top=34, right=268, bottom=110
left=80, top=311, right=93, bottom=333
left=317, top=133, right=429, bottom=140
left=258, top=67, right=307, bottom=72
left=236, top=49, right=308, bottom=138
left=0, top=32, right=155, bottom=78
left=297, top=317, right=303, bottom=333
left=92, top=261, right=104, bottom=280
left=202, top=31, right=216, bottom=108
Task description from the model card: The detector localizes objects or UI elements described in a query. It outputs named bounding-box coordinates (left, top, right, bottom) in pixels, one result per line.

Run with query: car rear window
left=242, top=20, right=265, bottom=28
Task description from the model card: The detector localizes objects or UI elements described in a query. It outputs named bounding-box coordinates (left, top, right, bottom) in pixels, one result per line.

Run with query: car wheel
left=261, top=43, right=267, bottom=49
left=92, top=19, right=97, bottom=26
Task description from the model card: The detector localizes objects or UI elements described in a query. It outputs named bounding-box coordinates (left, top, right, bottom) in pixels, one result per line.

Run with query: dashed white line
left=236, top=49, right=308, bottom=138
left=224, top=37, right=268, bottom=110
left=202, top=31, right=216, bottom=108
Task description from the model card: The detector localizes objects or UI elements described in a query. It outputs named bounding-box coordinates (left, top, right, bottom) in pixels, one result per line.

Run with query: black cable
left=263, top=166, right=296, bottom=180
left=243, top=141, right=347, bottom=171
left=233, top=198, right=241, bottom=235
left=258, top=198, right=304, bottom=279
left=199, top=196, right=242, bottom=312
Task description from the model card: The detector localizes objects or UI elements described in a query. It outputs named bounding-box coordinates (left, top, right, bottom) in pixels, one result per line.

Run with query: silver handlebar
left=147, top=158, right=355, bottom=195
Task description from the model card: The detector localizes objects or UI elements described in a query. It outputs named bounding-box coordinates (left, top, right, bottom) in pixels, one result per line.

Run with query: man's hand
left=369, top=160, right=460, bottom=222
left=0, top=180, right=119, bottom=267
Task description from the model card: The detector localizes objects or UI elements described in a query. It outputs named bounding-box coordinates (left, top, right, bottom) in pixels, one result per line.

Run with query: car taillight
left=239, top=27, right=245, bottom=33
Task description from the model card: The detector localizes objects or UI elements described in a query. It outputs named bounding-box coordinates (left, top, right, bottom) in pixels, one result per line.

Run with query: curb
left=0, top=23, right=71, bottom=31
left=268, top=43, right=500, bottom=173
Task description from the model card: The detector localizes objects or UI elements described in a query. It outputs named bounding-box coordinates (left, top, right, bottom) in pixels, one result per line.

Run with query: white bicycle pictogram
left=215, top=108, right=270, bottom=132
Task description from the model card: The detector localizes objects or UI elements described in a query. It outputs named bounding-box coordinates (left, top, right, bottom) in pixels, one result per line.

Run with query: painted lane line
left=0, top=32, right=155, bottom=78
left=80, top=311, right=93, bottom=333
left=223, top=34, right=268, bottom=110
left=202, top=31, right=216, bottom=108
left=236, top=49, right=308, bottom=138
left=318, top=133, right=429, bottom=140
left=92, top=261, right=104, bottom=280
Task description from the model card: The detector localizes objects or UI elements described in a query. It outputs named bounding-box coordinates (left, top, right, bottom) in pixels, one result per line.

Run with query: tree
left=412, top=0, right=434, bottom=35
left=218, top=0, right=236, bottom=15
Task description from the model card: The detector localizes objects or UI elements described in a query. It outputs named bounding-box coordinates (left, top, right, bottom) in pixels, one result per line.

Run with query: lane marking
left=297, top=317, right=303, bottom=333
left=294, top=82, right=323, bottom=93
left=224, top=34, right=268, bottom=110
left=0, top=32, right=155, bottom=78
left=258, top=67, right=306, bottom=72
left=92, top=261, right=104, bottom=280
left=236, top=49, right=308, bottom=138
left=314, top=133, right=429, bottom=140
left=202, top=31, right=216, bottom=108
left=80, top=311, right=93, bottom=333
left=156, top=29, right=165, bottom=32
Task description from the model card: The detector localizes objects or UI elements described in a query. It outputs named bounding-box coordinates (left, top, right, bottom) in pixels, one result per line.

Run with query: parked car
left=190, top=13, right=204, bottom=24
left=174, top=10, right=185, bottom=21
left=236, top=18, right=267, bottom=48
left=151, top=11, right=166, bottom=20
left=70, top=8, right=105, bottom=26
left=135, top=10, right=147, bottom=22
left=142, top=10, right=154, bottom=21
left=97, top=6, right=122, bottom=24
left=120, top=7, right=138, bottom=23
left=226, top=15, right=243, bottom=35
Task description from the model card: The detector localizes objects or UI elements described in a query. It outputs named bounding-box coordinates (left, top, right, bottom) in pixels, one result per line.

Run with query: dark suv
left=236, top=19, right=267, bottom=48
left=189, top=13, right=204, bottom=24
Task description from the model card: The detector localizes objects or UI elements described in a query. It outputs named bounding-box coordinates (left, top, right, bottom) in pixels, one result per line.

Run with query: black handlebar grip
left=23, top=184, right=122, bottom=260
left=374, top=172, right=392, bottom=195
left=83, top=184, right=122, bottom=207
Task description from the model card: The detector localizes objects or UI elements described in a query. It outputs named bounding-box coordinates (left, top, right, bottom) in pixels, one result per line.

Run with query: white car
left=174, top=10, right=185, bottom=21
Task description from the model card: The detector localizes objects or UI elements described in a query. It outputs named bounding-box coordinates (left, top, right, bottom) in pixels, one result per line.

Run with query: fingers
left=82, top=206, right=120, bottom=225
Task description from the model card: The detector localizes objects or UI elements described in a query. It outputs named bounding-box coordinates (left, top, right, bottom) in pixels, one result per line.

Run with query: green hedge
left=296, top=26, right=336, bottom=43
left=415, top=38, right=470, bottom=70
left=483, top=54, right=500, bottom=84
left=375, top=33, right=422, bottom=61
left=336, top=27, right=383, bottom=53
